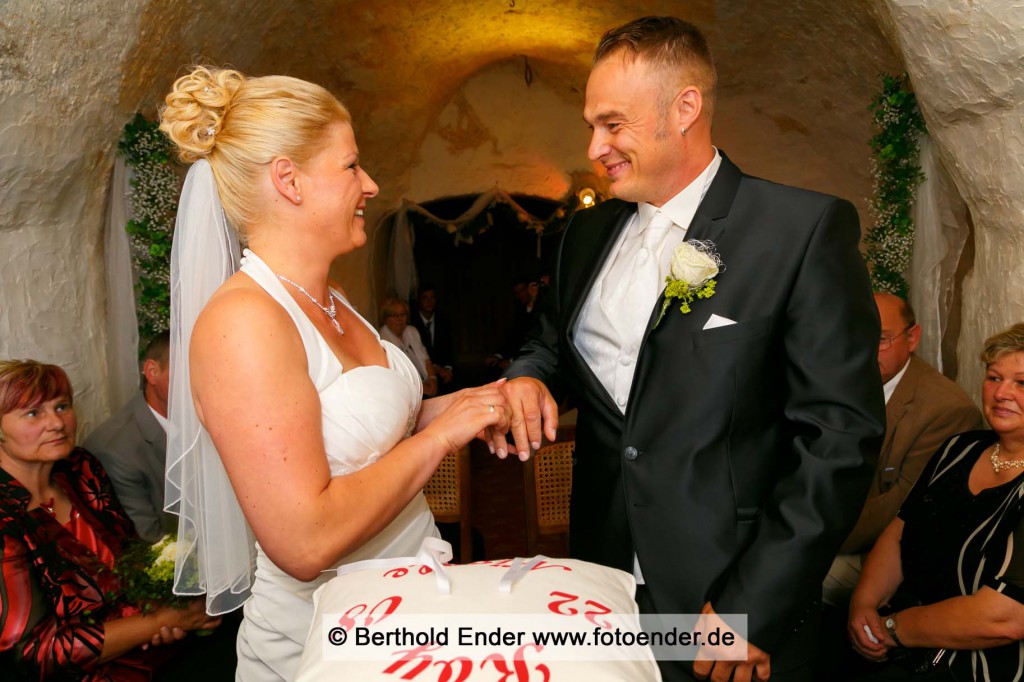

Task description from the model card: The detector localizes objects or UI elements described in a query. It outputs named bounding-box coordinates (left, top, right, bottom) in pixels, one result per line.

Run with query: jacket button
left=623, top=446, right=639, bottom=461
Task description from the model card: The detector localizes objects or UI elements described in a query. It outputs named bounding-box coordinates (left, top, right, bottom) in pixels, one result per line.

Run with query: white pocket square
left=703, top=314, right=737, bottom=330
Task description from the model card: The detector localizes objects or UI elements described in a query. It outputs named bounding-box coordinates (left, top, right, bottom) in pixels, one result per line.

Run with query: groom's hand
left=488, top=377, right=558, bottom=461
left=692, top=602, right=771, bottom=682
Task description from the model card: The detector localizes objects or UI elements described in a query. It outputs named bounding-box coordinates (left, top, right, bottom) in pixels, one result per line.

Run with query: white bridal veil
left=164, top=159, right=254, bottom=615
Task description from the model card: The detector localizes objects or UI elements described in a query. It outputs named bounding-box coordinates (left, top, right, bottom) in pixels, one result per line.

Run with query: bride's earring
left=680, top=126, right=686, bottom=136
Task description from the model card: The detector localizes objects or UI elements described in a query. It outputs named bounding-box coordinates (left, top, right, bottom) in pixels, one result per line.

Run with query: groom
left=504, top=16, right=884, bottom=681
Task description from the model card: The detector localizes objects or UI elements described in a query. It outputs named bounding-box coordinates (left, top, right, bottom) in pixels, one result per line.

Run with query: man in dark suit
left=823, top=293, right=983, bottom=606
left=502, top=16, right=884, bottom=681
left=487, top=276, right=542, bottom=372
left=85, top=332, right=176, bottom=542
left=410, top=285, right=455, bottom=390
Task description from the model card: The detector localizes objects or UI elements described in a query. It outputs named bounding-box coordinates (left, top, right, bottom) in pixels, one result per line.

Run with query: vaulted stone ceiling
left=0, top=0, right=959, bottom=426
left=114, top=0, right=895, bottom=200
left=2, top=0, right=898, bottom=280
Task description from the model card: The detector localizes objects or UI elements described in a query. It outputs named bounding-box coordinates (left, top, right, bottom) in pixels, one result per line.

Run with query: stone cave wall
left=877, top=0, right=1024, bottom=404
left=0, top=0, right=150, bottom=428
left=406, top=58, right=591, bottom=204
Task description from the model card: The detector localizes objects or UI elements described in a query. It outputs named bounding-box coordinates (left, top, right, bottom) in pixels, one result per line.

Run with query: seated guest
left=85, top=332, right=178, bottom=543
left=485, top=276, right=540, bottom=371
left=824, top=293, right=983, bottom=607
left=379, top=297, right=439, bottom=397
left=410, top=285, right=455, bottom=390
left=848, top=323, right=1024, bottom=681
left=0, top=359, right=223, bottom=680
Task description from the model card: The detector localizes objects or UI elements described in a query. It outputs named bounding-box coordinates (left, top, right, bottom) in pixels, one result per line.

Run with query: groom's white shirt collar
left=634, top=149, right=722, bottom=236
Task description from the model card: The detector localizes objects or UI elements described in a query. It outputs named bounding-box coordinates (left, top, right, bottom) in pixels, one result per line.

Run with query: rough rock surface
left=877, top=0, right=1024, bottom=403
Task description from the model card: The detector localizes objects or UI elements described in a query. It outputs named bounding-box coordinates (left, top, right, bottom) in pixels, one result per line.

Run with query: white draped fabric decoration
left=908, top=134, right=970, bottom=374
left=387, top=208, right=418, bottom=303
left=164, top=160, right=253, bottom=615
left=385, top=189, right=553, bottom=302
left=102, top=156, right=140, bottom=411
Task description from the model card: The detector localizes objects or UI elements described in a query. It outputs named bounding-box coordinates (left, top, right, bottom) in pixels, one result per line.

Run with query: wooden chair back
left=524, top=440, right=574, bottom=555
left=423, top=445, right=472, bottom=563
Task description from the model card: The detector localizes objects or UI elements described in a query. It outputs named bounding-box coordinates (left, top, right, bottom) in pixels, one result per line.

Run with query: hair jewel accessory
left=206, top=126, right=215, bottom=138
left=203, top=86, right=210, bottom=92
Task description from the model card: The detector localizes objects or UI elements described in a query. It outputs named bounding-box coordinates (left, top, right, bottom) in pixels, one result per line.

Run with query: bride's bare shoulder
left=191, top=273, right=300, bottom=361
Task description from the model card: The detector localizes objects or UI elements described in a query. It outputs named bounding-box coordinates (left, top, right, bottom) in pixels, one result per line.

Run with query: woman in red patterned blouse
left=0, top=360, right=221, bottom=680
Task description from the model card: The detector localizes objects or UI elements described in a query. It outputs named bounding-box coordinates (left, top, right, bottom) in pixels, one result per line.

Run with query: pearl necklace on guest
left=990, top=443, right=1024, bottom=473
left=276, top=275, right=344, bottom=335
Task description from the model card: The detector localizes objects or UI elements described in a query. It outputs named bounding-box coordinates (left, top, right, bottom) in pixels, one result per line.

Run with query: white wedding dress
left=234, top=250, right=438, bottom=681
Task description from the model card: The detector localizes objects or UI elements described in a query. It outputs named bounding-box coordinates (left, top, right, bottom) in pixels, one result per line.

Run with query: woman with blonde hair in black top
left=849, top=323, right=1024, bottom=681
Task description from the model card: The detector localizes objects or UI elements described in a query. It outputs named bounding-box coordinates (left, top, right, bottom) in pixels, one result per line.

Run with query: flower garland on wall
left=403, top=188, right=573, bottom=246
left=404, top=188, right=575, bottom=247
left=118, top=113, right=180, bottom=341
left=864, top=73, right=926, bottom=299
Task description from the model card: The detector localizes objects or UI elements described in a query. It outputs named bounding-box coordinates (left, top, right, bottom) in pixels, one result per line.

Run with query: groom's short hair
left=594, top=16, right=717, bottom=121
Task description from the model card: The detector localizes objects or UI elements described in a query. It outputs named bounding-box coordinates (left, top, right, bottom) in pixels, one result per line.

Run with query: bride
left=159, top=66, right=511, bottom=681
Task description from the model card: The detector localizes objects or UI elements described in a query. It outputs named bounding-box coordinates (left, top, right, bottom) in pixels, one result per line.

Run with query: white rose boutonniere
left=652, top=239, right=725, bottom=329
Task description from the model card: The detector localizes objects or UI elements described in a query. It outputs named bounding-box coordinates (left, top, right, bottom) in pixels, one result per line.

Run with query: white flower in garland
left=120, top=115, right=180, bottom=336
left=864, top=74, right=925, bottom=297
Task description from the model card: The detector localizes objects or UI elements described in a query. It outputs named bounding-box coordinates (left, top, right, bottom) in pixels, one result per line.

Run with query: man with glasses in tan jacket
left=822, top=292, right=983, bottom=607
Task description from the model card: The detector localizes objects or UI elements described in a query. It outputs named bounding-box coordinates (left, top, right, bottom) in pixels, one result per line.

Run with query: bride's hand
left=422, top=380, right=511, bottom=455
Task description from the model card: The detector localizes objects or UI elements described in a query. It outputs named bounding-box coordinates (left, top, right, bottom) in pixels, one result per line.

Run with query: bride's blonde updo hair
left=159, top=65, right=351, bottom=230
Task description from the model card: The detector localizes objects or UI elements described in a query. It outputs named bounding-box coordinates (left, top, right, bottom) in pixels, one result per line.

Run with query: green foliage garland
left=864, top=74, right=926, bottom=299
left=118, top=113, right=180, bottom=342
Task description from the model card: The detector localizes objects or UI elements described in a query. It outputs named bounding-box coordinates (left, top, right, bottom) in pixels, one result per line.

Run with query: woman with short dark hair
left=0, top=360, right=220, bottom=680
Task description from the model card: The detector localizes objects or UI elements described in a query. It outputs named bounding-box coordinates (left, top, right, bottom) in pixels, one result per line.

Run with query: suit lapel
left=561, top=155, right=744, bottom=417
left=884, top=357, right=920, bottom=447
left=684, top=152, right=741, bottom=246
left=564, top=201, right=635, bottom=333
left=562, top=201, right=634, bottom=415
left=637, top=153, right=743, bottom=345
left=131, top=393, right=167, bottom=480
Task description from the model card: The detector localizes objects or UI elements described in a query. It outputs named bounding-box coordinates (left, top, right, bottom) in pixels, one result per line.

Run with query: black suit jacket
left=411, top=310, right=455, bottom=369
left=508, top=154, right=884, bottom=654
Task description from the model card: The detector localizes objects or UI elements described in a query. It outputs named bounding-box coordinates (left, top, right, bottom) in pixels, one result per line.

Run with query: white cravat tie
left=611, top=211, right=675, bottom=338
